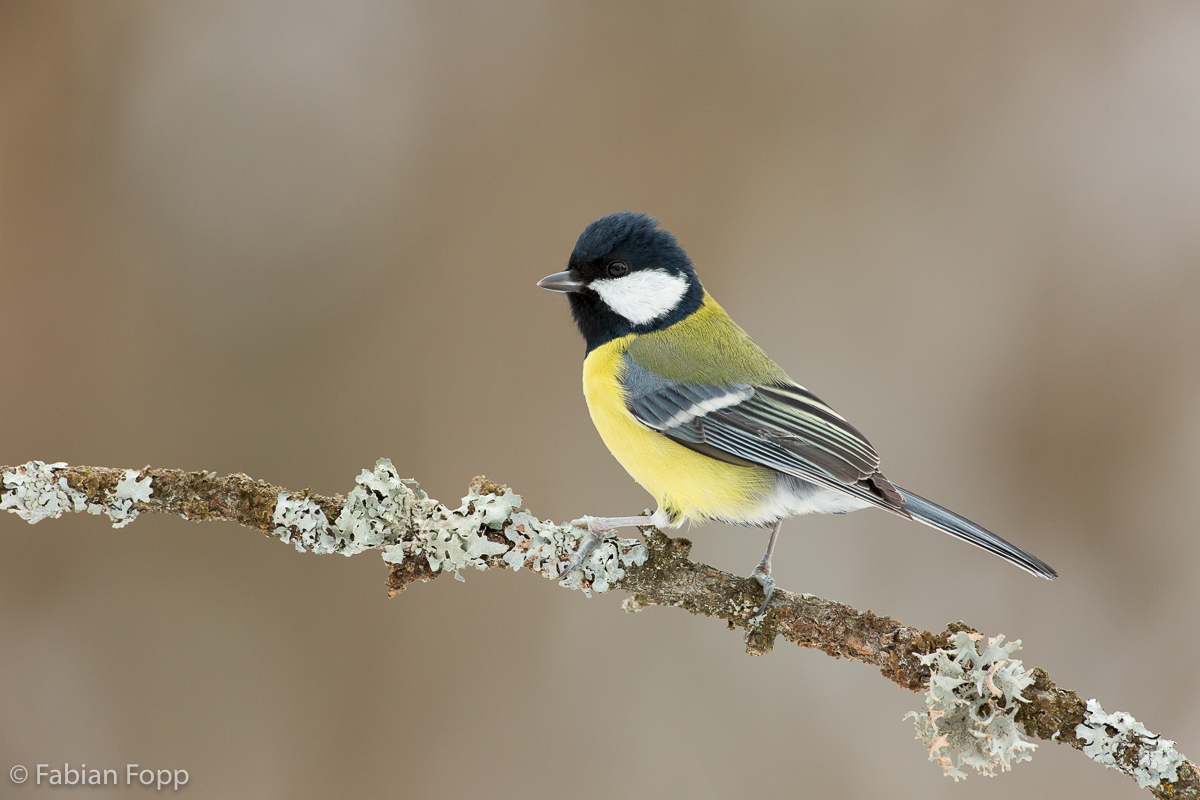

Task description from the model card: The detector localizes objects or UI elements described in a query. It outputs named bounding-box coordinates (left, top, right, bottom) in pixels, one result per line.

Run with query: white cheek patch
left=590, top=269, right=689, bottom=325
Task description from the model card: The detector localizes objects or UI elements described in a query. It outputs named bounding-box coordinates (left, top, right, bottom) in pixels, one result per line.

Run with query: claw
left=559, top=524, right=603, bottom=581
left=745, top=519, right=783, bottom=623
left=558, top=513, right=657, bottom=582
left=750, top=565, right=775, bottom=621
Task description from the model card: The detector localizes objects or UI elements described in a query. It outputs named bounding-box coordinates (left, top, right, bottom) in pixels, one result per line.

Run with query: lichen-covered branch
left=2, top=460, right=1195, bottom=798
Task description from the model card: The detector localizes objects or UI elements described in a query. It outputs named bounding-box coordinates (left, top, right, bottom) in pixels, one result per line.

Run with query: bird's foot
left=559, top=521, right=604, bottom=581
left=559, top=514, right=656, bottom=582
left=567, top=515, right=607, bottom=533
left=745, top=519, right=782, bottom=628
left=748, top=563, right=775, bottom=626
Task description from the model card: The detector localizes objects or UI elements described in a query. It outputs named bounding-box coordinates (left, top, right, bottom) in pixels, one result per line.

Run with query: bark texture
left=3, top=463, right=1195, bottom=799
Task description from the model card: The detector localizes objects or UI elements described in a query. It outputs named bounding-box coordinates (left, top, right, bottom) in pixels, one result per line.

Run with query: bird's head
left=538, top=212, right=704, bottom=351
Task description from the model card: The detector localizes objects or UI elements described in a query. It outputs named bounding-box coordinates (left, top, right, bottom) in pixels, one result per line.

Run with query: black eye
left=607, top=261, right=629, bottom=278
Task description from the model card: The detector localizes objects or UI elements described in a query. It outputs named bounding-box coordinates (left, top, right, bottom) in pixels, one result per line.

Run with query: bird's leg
left=559, top=514, right=660, bottom=581
left=749, top=519, right=784, bottom=623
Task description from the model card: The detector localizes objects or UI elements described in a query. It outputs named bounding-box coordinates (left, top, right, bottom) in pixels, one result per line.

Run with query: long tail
left=894, top=486, right=1057, bottom=579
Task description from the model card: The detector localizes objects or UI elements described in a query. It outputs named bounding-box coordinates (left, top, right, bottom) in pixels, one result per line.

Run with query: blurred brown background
left=2, top=1, right=1198, bottom=798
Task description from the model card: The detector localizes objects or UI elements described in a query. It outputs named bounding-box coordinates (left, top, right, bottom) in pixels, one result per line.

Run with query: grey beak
left=537, top=271, right=584, bottom=293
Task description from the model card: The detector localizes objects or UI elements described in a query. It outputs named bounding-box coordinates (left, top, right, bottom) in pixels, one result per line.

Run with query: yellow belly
left=582, top=337, right=778, bottom=525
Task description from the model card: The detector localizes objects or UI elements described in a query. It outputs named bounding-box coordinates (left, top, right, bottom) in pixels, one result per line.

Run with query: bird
left=538, top=211, right=1056, bottom=619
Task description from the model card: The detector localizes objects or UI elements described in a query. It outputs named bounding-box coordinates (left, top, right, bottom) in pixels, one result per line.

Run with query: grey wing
left=620, top=358, right=908, bottom=515
left=621, top=357, right=1058, bottom=579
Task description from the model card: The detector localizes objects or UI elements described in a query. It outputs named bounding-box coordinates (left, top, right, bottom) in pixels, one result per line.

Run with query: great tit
left=539, top=211, right=1056, bottom=618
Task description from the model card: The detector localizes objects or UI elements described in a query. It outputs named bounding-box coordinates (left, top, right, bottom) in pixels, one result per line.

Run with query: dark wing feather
left=695, top=409, right=907, bottom=513
left=620, top=357, right=907, bottom=514
left=619, top=356, right=1057, bottom=578
left=894, top=487, right=1057, bottom=578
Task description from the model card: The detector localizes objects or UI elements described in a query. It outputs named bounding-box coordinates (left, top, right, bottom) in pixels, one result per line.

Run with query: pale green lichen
left=4, top=459, right=647, bottom=595
left=906, top=632, right=1037, bottom=780
left=106, top=469, right=153, bottom=528
left=1076, top=698, right=1186, bottom=788
left=274, top=494, right=337, bottom=553
left=336, top=459, right=428, bottom=557
left=499, top=508, right=648, bottom=595
left=275, top=459, right=426, bottom=558
left=274, top=459, right=646, bottom=591
left=338, top=459, right=646, bottom=590
left=1, top=461, right=150, bottom=528
left=2, top=461, right=76, bottom=523
left=557, top=533, right=648, bottom=595
left=400, top=483, right=514, bottom=580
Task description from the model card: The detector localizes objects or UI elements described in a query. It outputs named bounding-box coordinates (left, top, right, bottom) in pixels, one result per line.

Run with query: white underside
left=664, top=475, right=871, bottom=529
left=595, top=478, right=870, bottom=533
left=750, top=478, right=871, bottom=521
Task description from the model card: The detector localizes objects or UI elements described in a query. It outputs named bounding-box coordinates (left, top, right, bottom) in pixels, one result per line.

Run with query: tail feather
left=895, top=486, right=1057, bottom=580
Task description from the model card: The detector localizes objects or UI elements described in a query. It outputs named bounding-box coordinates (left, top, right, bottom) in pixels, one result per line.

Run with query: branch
left=2, top=460, right=1194, bottom=797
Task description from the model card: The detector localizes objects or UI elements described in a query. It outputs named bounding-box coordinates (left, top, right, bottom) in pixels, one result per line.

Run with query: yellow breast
left=582, top=336, right=778, bottom=526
